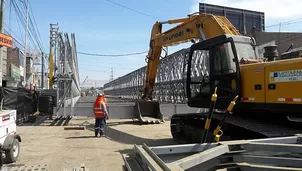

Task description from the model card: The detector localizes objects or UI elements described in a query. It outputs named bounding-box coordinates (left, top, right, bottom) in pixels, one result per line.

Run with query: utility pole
left=110, top=68, right=114, bottom=81
left=0, top=0, right=6, bottom=87
left=41, top=52, right=44, bottom=88
left=23, top=0, right=29, bottom=87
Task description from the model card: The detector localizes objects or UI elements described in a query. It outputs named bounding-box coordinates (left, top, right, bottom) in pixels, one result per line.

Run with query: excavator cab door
left=186, top=35, right=241, bottom=109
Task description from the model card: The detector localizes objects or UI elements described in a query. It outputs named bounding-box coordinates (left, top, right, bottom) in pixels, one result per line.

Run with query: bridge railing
left=104, top=48, right=208, bottom=104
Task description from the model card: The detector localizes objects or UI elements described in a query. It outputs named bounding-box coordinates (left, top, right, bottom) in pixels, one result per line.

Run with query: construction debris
left=64, top=126, right=85, bottom=130
left=2, top=164, right=48, bottom=171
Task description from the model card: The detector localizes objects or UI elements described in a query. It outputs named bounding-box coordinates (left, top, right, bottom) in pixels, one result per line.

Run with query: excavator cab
left=186, top=34, right=256, bottom=109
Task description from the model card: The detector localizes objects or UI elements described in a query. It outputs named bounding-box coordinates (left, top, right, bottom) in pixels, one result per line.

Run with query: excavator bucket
left=134, top=100, right=165, bottom=124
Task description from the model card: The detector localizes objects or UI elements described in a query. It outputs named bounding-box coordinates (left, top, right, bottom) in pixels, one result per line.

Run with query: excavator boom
left=142, top=13, right=241, bottom=100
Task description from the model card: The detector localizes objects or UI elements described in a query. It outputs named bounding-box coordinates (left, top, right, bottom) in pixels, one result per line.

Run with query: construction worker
left=93, top=93, right=109, bottom=137
left=103, top=94, right=109, bottom=120
left=101, top=93, right=109, bottom=121
left=103, top=93, right=108, bottom=108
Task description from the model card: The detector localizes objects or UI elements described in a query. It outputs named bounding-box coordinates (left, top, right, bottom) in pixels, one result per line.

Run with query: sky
left=4, top=0, right=302, bottom=87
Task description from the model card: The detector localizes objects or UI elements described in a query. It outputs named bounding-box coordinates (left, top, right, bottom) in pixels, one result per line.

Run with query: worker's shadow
left=66, top=121, right=178, bottom=146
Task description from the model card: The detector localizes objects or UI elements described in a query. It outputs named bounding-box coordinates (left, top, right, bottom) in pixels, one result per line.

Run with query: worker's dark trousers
left=95, top=117, right=105, bottom=136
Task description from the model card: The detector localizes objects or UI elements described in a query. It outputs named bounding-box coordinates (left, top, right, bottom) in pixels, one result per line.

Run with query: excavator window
left=212, top=43, right=236, bottom=75
left=233, top=39, right=258, bottom=61
left=187, top=35, right=241, bottom=109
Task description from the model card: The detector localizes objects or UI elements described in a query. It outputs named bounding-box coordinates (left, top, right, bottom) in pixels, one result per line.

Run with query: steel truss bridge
left=104, top=48, right=207, bottom=104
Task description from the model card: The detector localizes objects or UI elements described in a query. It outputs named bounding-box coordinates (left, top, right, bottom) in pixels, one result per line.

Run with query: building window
left=19, top=51, right=24, bottom=67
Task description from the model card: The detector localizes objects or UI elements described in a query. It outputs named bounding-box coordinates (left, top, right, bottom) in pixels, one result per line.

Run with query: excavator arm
left=141, top=13, right=241, bottom=100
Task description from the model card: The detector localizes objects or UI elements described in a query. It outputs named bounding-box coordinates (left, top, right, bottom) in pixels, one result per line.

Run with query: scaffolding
left=50, top=24, right=81, bottom=119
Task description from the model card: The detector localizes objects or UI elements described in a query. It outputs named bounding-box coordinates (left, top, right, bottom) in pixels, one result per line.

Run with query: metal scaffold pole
left=0, top=0, right=5, bottom=87
left=41, top=52, right=44, bottom=88
left=49, top=23, right=59, bottom=89
left=24, top=0, right=29, bottom=86
left=53, top=28, right=80, bottom=119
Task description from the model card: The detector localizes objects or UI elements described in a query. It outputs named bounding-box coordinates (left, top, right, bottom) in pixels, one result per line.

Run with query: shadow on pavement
left=105, top=120, right=141, bottom=126
left=66, top=135, right=97, bottom=139
left=66, top=121, right=178, bottom=146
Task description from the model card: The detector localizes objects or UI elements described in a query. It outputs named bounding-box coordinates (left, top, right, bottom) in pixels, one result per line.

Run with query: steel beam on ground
left=122, top=135, right=302, bottom=171
left=174, top=145, right=229, bottom=170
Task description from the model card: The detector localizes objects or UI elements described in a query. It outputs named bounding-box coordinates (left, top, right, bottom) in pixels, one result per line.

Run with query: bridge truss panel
left=104, top=48, right=208, bottom=104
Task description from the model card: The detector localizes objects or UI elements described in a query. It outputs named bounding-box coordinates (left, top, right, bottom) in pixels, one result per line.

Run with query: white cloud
left=190, top=0, right=302, bottom=20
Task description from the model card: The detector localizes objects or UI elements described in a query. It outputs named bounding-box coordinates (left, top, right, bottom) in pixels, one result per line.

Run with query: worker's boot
left=100, top=130, right=104, bottom=137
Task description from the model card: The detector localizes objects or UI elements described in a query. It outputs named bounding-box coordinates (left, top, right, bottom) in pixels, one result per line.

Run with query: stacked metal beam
left=55, top=32, right=81, bottom=117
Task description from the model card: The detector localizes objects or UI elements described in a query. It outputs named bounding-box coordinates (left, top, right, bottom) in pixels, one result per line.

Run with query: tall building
left=199, top=3, right=265, bottom=34
left=6, top=47, right=21, bottom=87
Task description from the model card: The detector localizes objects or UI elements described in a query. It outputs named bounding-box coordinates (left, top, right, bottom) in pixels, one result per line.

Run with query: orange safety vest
left=94, top=99, right=106, bottom=118
left=101, top=96, right=109, bottom=109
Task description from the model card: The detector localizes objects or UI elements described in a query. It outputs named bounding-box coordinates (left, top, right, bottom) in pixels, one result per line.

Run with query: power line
left=11, top=0, right=37, bottom=49
left=80, top=63, right=137, bottom=70
left=4, top=28, right=25, bottom=49
left=77, top=51, right=148, bottom=57
left=5, top=22, right=25, bottom=44
left=80, top=68, right=109, bottom=73
left=80, top=59, right=142, bottom=65
left=266, top=17, right=302, bottom=28
left=21, top=0, right=44, bottom=51
left=28, top=1, right=45, bottom=51
left=104, top=0, right=160, bottom=20
left=11, top=0, right=44, bottom=52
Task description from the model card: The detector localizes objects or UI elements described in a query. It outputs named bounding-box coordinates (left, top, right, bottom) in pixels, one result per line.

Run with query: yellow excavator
left=141, top=13, right=242, bottom=100
left=135, top=13, right=242, bottom=124
left=136, top=13, right=302, bottom=143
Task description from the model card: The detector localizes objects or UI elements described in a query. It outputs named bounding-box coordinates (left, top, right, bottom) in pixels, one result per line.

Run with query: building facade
left=199, top=3, right=265, bottom=35
left=4, top=48, right=40, bottom=88
left=249, top=30, right=302, bottom=56
left=6, top=47, right=21, bottom=87
left=199, top=3, right=302, bottom=57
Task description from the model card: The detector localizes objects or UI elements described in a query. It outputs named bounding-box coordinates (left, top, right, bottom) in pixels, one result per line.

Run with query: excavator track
left=170, top=112, right=302, bottom=144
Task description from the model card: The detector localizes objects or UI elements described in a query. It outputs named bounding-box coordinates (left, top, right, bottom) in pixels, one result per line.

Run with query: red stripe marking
left=286, top=98, right=293, bottom=102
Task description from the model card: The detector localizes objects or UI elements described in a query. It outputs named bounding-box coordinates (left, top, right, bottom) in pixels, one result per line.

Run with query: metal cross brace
left=122, top=134, right=302, bottom=171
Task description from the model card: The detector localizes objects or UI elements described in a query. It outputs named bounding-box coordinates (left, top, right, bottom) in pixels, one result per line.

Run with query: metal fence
left=0, top=87, right=37, bottom=125
left=104, top=48, right=208, bottom=104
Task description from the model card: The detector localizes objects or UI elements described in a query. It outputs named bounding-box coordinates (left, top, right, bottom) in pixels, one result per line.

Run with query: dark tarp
left=0, top=87, right=38, bottom=125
